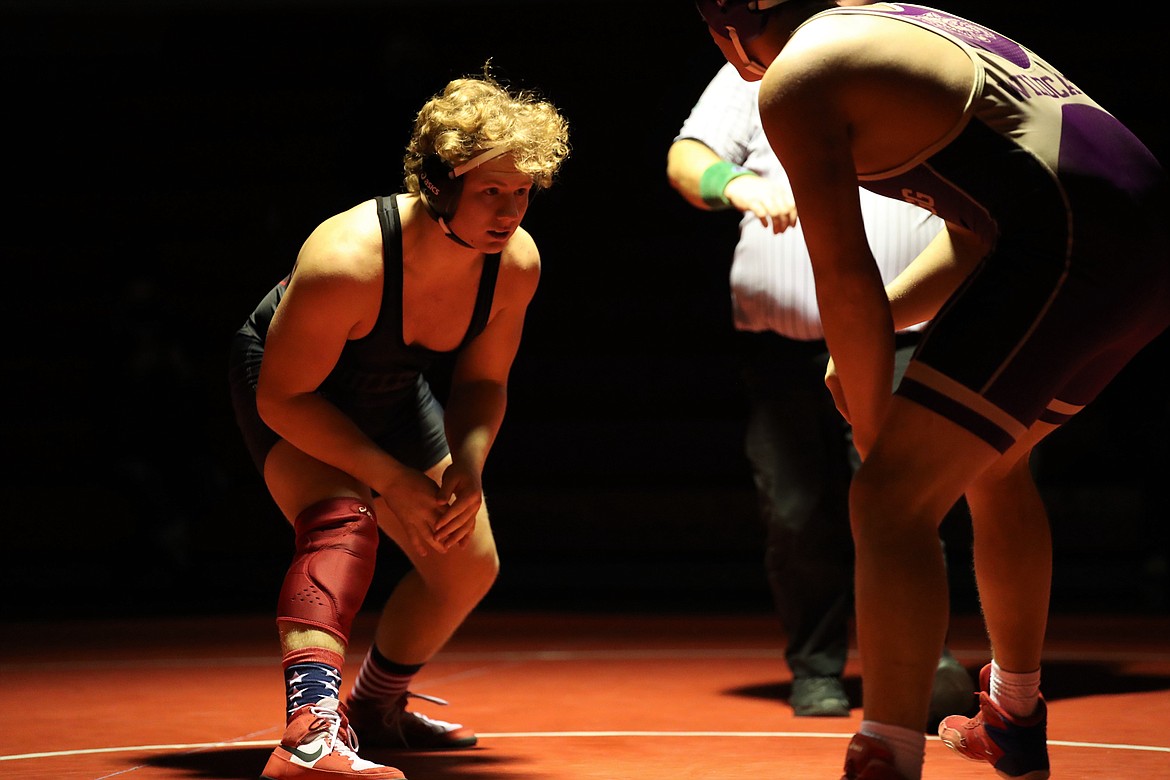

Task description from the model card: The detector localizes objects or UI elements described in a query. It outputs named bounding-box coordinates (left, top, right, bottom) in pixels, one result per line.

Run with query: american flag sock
left=282, top=647, right=344, bottom=719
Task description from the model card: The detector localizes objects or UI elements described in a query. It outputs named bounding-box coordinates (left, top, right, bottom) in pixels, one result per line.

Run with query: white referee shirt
left=676, top=63, right=944, bottom=341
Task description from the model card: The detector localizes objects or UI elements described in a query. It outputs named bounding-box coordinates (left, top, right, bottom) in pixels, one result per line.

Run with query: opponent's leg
left=846, top=397, right=1001, bottom=779
left=964, top=429, right=1055, bottom=682
left=937, top=422, right=1056, bottom=780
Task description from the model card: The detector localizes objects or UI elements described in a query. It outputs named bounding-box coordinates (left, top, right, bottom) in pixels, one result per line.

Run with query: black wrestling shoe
left=927, top=648, right=977, bottom=731
left=790, top=676, right=851, bottom=717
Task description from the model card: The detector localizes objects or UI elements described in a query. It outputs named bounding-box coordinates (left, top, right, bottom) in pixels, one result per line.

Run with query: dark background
left=5, top=1, right=1167, bottom=622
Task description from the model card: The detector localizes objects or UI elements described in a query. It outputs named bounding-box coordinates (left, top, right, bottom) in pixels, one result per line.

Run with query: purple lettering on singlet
left=1007, top=64, right=1083, bottom=100
left=890, top=4, right=1031, bottom=68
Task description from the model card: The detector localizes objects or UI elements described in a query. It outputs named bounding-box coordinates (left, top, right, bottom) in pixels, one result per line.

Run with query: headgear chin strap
left=695, top=0, right=790, bottom=75
left=419, top=145, right=513, bottom=248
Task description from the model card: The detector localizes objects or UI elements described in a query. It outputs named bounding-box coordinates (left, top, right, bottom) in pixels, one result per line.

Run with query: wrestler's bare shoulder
left=777, top=10, right=969, bottom=82
left=498, top=226, right=540, bottom=301
left=296, top=199, right=384, bottom=283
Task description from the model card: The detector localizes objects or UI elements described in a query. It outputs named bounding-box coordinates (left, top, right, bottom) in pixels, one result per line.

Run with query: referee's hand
left=725, top=175, right=797, bottom=233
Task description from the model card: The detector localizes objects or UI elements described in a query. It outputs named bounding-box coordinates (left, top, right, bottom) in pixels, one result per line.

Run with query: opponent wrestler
left=229, top=70, right=569, bottom=779
left=667, top=61, right=975, bottom=727
left=693, top=2, right=1169, bottom=779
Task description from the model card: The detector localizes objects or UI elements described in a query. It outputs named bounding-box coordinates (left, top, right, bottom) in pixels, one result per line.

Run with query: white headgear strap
left=452, top=145, right=512, bottom=177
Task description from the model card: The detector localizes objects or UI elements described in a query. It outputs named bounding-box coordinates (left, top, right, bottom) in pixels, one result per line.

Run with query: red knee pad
left=276, top=497, right=378, bottom=643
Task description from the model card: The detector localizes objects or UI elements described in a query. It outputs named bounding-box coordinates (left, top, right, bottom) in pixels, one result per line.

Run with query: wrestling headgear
left=695, top=0, right=792, bottom=42
left=417, top=145, right=512, bottom=247
left=695, top=0, right=792, bottom=75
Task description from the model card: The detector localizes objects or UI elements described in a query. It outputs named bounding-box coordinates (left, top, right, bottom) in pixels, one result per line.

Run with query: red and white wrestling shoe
left=261, top=697, right=405, bottom=780
left=938, top=664, right=1050, bottom=780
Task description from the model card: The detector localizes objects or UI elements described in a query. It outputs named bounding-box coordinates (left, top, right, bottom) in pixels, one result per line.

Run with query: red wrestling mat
left=4, top=611, right=1169, bottom=779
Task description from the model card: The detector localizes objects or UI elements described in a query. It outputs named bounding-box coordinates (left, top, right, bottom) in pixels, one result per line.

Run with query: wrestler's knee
left=468, top=503, right=501, bottom=586
left=431, top=522, right=500, bottom=605
left=451, top=530, right=500, bottom=603
left=849, top=457, right=903, bottom=515
left=468, top=543, right=501, bottom=599
left=277, top=497, right=379, bottom=643
left=848, top=455, right=932, bottom=546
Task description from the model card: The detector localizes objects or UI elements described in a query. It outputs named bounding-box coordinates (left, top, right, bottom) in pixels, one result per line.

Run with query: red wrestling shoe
left=938, top=664, right=1050, bottom=780
left=345, top=692, right=477, bottom=750
left=261, top=697, right=405, bottom=780
left=841, top=734, right=910, bottom=780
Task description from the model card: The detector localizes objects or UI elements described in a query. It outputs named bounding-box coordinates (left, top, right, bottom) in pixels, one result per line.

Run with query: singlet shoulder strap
left=374, top=195, right=407, bottom=346
left=459, top=253, right=501, bottom=349
left=375, top=194, right=499, bottom=353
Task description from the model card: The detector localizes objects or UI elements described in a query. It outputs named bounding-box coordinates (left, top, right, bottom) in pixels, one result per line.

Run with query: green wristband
left=699, top=160, right=755, bottom=209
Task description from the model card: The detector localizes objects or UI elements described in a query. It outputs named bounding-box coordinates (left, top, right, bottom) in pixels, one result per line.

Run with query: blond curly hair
left=404, top=68, right=570, bottom=192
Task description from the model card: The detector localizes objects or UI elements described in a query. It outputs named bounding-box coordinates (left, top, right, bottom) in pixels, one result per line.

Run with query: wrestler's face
left=449, top=154, right=533, bottom=251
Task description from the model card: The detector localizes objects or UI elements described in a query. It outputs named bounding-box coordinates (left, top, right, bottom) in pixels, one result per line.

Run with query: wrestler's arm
left=885, top=223, right=988, bottom=331
left=760, top=49, right=894, bottom=456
